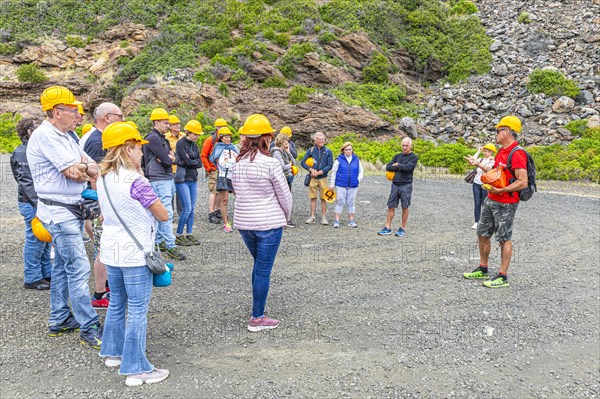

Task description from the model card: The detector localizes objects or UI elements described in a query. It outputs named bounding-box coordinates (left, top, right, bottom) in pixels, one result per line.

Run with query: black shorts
left=387, top=183, right=412, bottom=209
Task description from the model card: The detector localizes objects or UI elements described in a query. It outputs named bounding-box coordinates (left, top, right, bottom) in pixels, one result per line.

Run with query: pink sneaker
left=223, top=223, right=233, bottom=233
left=247, top=316, right=280, bottom=332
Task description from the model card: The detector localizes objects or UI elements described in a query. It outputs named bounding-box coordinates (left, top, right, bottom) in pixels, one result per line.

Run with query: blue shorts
left=387, top=183, right=412, bottom=209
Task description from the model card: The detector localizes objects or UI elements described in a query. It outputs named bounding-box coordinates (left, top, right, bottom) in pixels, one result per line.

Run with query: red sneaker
left=247, top=316, right=280, bottom=332
left=92, top=296, right=109, bottom=309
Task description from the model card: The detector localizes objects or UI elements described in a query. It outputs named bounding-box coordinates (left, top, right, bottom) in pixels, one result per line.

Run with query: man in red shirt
left=201, top=118, right=228, bottom=224
left=463, top=116, right=528, bottom=288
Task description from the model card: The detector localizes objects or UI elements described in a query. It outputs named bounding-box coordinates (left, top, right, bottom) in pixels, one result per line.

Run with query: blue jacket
left=301, top=145, right=333, bottom=180
left=335, top=153, right=360, bottom=188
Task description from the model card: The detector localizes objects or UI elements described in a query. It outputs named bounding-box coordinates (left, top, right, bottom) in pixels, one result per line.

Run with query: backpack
left=507, top=146, right=536, bottom=201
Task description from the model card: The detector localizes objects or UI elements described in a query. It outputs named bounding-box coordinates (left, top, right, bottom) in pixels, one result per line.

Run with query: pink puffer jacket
left=232, top=152, right=292, bottom=231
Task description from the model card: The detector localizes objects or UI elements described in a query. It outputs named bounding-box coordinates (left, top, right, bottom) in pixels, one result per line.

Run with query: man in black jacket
left=11, top=117, right=52, bottom=290
left=143, top=108, right=186, bottom=261
left=378, top=137, right=419, bottom=237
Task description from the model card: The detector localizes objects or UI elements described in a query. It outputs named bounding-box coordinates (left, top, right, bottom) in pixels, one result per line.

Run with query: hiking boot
left=378, top=227, right=392, bottom=236
left=395, top=228, right=406, bottom=237
left=463, top=267, right=489, bottom=279
left=321, top=218, right=329, bottom=225
left=24, top=279, right=50, bottom=290
left=185, top=234, right=201, bottom=245
left=125, top=368, right=170, bottom=386
left=48, top=313, right=80, bottom=337
left=208, top=212, right=220, bottom=224
left=104, top=356, right=121, bottom=368
left=305, top=216, right=315, bottom=224
left=165, top=247, right=186, bottom=261
left=348, top=220, right=358, bottom=228
left=223, top=223, right=233, bottom=233
left=157, top=241, right=167, bottom=252
left=333, top=220, right=340, bottom=228
left=92, top=295, right=109, bottom=309
left=483, top=275, right=509, bottom=288
left=248, top=316, right=281, bottom=332
left=80, top=323, right=103, bottom=349
left=175, top=235, right=191, bottom=246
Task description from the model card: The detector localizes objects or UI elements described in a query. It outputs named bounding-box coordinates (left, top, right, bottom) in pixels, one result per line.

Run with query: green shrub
left=527, top=69, right=581, bottom=98
left=517, top=12, right=531, bottom=24
left=117, top=56, right=130, bottom=66
left=231, top=68, right=248, bottom=81
left=193, top=68, right=217, bottom=84
left=289, top=85, right=314, bottom=104
left=119, top=40, right=130, bottom=48
left=415, top=140, right=473, bottom=174
left=278, top=42, right=316, bottom=78
left=262, top=76, right=288, bottom=88
left=0, top=112, right=22, bottom=153
left=0, top=43, right=17, bottom=55
left=362, top=52, right=389, bottom=84
left=318, top=31, right=337, bottom=44
left=218, top=82, right=229, bottom=96
left=16, top=63, right=47, bottom=83
left=66, top=35, right=86, bottom=48
left=449, top=0, right=478, bottom=15
left=563, top=120, right=588, bottom=137
left=274, top=33, right=290, bottom=48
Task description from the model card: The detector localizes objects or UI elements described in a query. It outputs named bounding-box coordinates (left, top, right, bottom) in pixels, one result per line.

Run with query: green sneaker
left=483, top=275, right=509, bottom=288
left=157, top=241, right=167, bottom=252
left=463, top=267, right=489, bottom=279
left=165, top=247, right=186, bottom=261
left=185, top=234, right=201, bottom=245
left=175, top=235, right=190, bottom=246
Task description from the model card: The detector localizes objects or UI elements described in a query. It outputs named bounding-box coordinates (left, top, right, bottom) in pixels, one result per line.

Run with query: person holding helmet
left=209, top=127, right=238, bottom=233
left=270, top=126, right=298, bottom=159
left=467, top=143, right=497, bottom=229
left=10, top=117, right=52, bottom=290
left=26, top=86, right=102, bottom=348
left=201, top=117, right=228, bottom=224
left=79, top=123, right=94, bottom=148
left=232, top=114, right=292, bottom=332
left=270, top=132, right=295, bottom=192
left=96, top=121, right=170, bottom=386
left=142, top=108, right=185, bottom=261
left=463, top=115, right=528, bottom=288
left=328, top=142, right=364, bottom=228
left=173, top=120, right=203, bottom=246
left=300, top=132, right=334, bottom=225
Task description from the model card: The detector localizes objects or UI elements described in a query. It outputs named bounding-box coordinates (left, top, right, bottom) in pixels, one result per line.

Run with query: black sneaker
left=48, top=313, right=80, bottom=337
left=185, top=234, right=201, bottom=245
left=175, top=235, right=191, bottom=246
left=208, top=212, right=220, bottom=224
left=24, top=279, right=50, bottom=290
left=165, top=247, right=186, bottom=261
left=80, top=323, right=103, bottom=349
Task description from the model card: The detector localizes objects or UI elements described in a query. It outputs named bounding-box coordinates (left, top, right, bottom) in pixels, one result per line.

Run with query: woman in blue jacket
left=328, top=142, right=363, bottom=228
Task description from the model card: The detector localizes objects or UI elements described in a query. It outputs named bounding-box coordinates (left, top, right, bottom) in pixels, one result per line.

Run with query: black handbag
left=101, top=177, right=168, bottom=275
left=464, top=168, right=477, bottom=184
left=216, top=169, right=233, bottom=192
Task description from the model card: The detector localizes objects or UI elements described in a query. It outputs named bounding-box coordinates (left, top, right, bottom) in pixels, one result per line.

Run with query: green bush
left=362, top=52, right=389, bottom=84
left=0, top=112, right=22, bottom=153
left=517, top=12, right=531, bottom=24
left=16, top=63, right=47, bottom=83
left=527, top=69, right=581, bottom=98
left=65, top=35, right=86, bottom=48
left=193, top=68, right=217, bottom=84
left=289, top=85, right=315, bottom=104
left=0, top=43, right=17, bottom=55
left=231, top=68, right=248, bottom=81
left=262, top=76, right=288, bottom=88
left=119, top=40, right=130, bottom=48
left=274, top=33, right=290, bottom=48
left=318, top=31, right=337, bottom=44
left=218, top=82, right=229, bottom=96
left=563, top=120, right=588, bottom=137
left=449, top=0, right=478, bottom=15
left=278, top=42, right=316, bottom=78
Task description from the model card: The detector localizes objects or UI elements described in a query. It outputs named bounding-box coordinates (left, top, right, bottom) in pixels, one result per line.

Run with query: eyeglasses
left=107, top=113, right=124, bottom=120
left=496, top=128, right=509, bottom=134
left=55, top=107, right=79, bottom=115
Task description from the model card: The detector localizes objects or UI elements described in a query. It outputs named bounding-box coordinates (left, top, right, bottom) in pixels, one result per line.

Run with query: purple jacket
left=232, top=152, right=292, bottom=231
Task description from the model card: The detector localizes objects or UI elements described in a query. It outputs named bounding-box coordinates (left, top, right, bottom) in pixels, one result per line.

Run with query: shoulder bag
left=464, top=168, right=477, bottom=184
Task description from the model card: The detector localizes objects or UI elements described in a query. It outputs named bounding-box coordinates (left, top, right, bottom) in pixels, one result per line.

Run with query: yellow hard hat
left=218, top=127, right=232, bottom=136
left=214, top=118, right=228, bottom=127
left=125, top=120, right=138, bottom=130
left=238, top=114, right=275, bottom=136
left=184, top=120, right=203, bottom=135
left=31, top=216, right=52, bottom=242
left=323, top=188, right=336, bottom=203
left=73, top=101, right=84, bottom=115
left=386, top=171, right=395, bottom=181
left=102, top=122, right=149, bottom=150
left=291, top=165, right=299, bottom=176
left=496, top=115, right=522, bottom=133
left=280, top=126, right=292, bottom=137
left=150, top=108, right=169, bottom=121
left=81, top=124, right=93, bottom=135
left=168, top=115, right=181, bottom=124
left=483, top=143, right=497, bottom=153
left=40, top=86, right=77, bottom=111
left=305, top=157, right=314, bottom=168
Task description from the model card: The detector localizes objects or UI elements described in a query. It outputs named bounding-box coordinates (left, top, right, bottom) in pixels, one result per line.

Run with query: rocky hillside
left=0, top=0, right=598, bottom=147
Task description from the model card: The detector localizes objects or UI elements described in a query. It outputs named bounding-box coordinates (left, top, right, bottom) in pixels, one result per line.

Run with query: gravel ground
left=0, top=154, right=598, bottom=398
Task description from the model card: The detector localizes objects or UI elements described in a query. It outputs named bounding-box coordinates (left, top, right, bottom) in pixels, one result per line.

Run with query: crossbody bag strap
left=101, top=176, right=144, bottom=253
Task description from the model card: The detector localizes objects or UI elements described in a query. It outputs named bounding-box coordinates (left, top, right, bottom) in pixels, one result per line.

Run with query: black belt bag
left=40, top=198, right=101, bottom=220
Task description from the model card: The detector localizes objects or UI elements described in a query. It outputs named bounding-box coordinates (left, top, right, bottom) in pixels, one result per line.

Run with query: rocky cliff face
left=0, top=1, right=598, bottom=147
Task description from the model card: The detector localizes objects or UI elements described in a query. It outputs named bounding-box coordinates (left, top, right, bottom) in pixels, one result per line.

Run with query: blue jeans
left=150, top=179, right=176, bottom=249
left=472, top=183, right=488, bottom=222
left=175, top=181, right=197, bottom=235
left=45, top=218, right=99, bottom=331
left=18, top=202, right=52, bottom=284
left=100, top=265, right=153, bottom=375
left=239, top=228, right=283, bottom=318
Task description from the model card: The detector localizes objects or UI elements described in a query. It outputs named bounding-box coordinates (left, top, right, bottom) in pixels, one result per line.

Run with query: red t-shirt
left=488, top=141, right=527, bottom=204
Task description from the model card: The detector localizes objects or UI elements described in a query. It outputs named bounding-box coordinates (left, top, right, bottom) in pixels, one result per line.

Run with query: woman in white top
left=96, top=122, right=170, bottom=386
left=470, top=143, right=496, bottom=229
left=328, top=142, right=364, bottom=228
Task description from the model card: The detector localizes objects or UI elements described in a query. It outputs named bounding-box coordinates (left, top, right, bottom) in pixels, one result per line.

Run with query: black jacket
left=10, top=140, right=38, bottom=206
left=142, top=129, right=173, bottom=181
left=175, top=137, right=202, bottom=183
left=386, top=152, right=419, bottom=185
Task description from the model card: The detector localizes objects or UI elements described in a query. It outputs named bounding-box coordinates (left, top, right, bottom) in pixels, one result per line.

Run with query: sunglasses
left=55, top=107, right=79, bottom=115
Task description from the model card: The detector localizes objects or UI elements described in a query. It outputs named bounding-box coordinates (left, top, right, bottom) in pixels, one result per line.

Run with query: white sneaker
left=104, top=356, right=121, bottom=367
left=125, top=368, right=169, bottom=386
left=471, top=222, right=478, bottom=229
left=305, top=216, right=315, bottom=224
left=321, top=218, right=329, bottom=225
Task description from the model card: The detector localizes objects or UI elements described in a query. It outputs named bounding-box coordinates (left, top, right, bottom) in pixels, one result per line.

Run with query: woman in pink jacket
left=232, top=114, right=292, bottom=332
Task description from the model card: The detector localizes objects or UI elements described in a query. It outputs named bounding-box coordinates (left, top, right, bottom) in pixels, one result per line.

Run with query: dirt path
left=0, top=154, right=598, bottom=398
